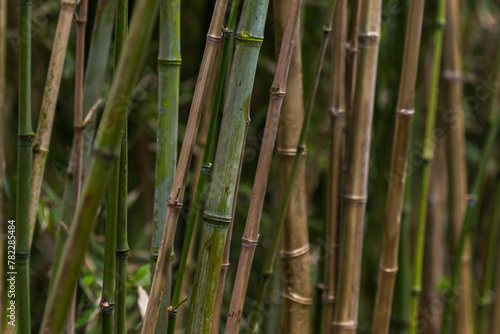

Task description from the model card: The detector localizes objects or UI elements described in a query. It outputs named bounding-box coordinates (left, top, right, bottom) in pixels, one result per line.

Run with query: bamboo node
left=92, top=148, right=117, bottom=162
left=346, top=42, right=358, bottom=55
left=323, top=295, right=335, bottom=304
left=241, top=236, right=259, bottom=246
left=235, top=31, right=264, bottom=45
left=279, top=243, right=310, bottom=258
left=15, top=251, right=30, bottom=259
left=99, top=299, right=114, bottom=312
left=201, top=163, right=212, bottom=175
left=379, top=265, right=398, bottom=275
left=276, top=147, right=306, bottom=156
left=330, top=107, right=346, bottom=117
left=281, top=291, right=313, bottom=305
left=358, top=33, right=380, bottom=45
left=203, top=212, right=232, bottom=225
left=442, top=70, right=472, bottom=82
left=397, top=108, right=414, bottom=117
left=18, top=133, right=35, bottom=142
left=343, top=195, right=367, bottom=203
left=466, top=194, right=478, bottom=207
left=157, top=58, right=182, bottom=66
left=332, top=321, right=357, bottom=329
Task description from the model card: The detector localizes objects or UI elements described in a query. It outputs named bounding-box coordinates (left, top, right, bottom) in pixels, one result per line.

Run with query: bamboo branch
left=332, top=0, right=381, bottom=332
left=39, top=0, right=162, bottom=331
left=141, top=0, right=230, bottom=331
left=371, top=0, right=425, bottom=332
left=29, top=0, right=80, bottom=244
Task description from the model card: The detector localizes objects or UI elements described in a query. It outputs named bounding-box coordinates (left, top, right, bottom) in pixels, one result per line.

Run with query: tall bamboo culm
left=223, top=0, right=306, bottom=332
left=28, top=0, right=80, bottom=243
left=441, top=0, right=474, bottom=332
left=186, top=0, right=273, bottom=331
left=332, top=0, right=381, bottom=332
left=150, top=0, right=180, bottom=330
left=39, top=0, right=162, bottom=330
left=370, top=0, right=425, bottom=333
left=16, top=0, right=33, bottom=332
left=114, top=0, right=129, bottom=332
left=101, top=0, right=128, bottom=329
left=331, top=1, right=382, bottom=333
left=141, top=0, right=230, bottom=330
left=0, top=0, right=6, bottom=322
left=408, top=0, right=446, bottom=332
left=273, top=0, right=312, bottom=332
left=440, top=29, right=500, bottom=334
left=324, top=0, right=347, bottom=332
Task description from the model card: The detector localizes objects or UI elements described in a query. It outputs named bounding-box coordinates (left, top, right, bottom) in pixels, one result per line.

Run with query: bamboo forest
left=1, top=0, right=500, bottom=332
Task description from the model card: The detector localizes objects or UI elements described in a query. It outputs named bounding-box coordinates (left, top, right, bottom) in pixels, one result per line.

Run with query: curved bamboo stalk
left=150, top=0, right=180, bottom=330
left=370, top=1, right=425, bottom=333
left=39, top=0, right=162, bottom=331
left=273, top=0, right=312, bottom=332
left=332, top=0, right=381, bottom=332
left=408, top=1, right=446, bottom=332
left=141, top=0, right=230, bottom=330
left=477, top=183, right=500, bottom=333
left=16, top=0, right=33, bottom=332
left=324, top=0, right=347, bottom=332
left=226, top=1, right=333, bottom=332
left=441, top=0, right=474, bottom=332
left=29, top=0, right=80, bottom=244
left=440, top=35, right=500, bottom=334
left=186, top=0, right=272, bottom=331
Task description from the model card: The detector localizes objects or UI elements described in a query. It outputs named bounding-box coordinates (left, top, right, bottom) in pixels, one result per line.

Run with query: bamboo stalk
left=492, top=233, right=500, bottom=333
left=324, top=0, right=347, bottom=332
left=332, top=0, right=381, bottom=332
left=272, top=0, right=313, bottom=332
left=408, top=1, right=446, bottom=332
left=440, top=38, right=500, bottom=334
left=0, top=0, right=6, bottom=322
left=150, top=0, right=180, bottom=331
left=370, top=1, right=425, bottom=333
left=29, top=0, right=80, bottom=243
left=141, top=0, right=230, bottom=330
left=441, top=0, right=474, bottom=332
left=344, top=0, right=361, bottom=130
left=39, top=0, right=162, bottom=331
left=115, top=123, right=129, bottom=334
left=477, top=183, right=500, bottom=333
left=167, top=3, right=237, bottom=332
left=421, top=140, right=446, bottom=334
left=185, top=0, right=273, bottom=331
left=226, top=1, right=333, bottom=332
left=16, top=0, right=34, bottom=332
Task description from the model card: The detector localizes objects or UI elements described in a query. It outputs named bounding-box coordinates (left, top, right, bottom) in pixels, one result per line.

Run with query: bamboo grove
left=1, top=0, right=500, bottom=333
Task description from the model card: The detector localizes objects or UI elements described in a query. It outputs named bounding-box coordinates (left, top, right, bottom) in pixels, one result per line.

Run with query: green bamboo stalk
left=29, top=0, right=80, bottom=244
left=408, top=0, right=446, bottom=332
left=150, top=0, right=180, bottom=330
left=186, top=0, right=273, bottom=331
left=115, top=122, right=129, bottom=334
left=16, top=0, right=33, bottom=332
left=332, top=0, right=381, bottom=332
left=101, top=0, right=128, bottom=330
left=440, top=44, right=500, bottom=334
left=39, top=0, right=162, bottom=331
left=442, top=1, right=474, bottom=332
left=370, top=0, right=425, bottom=333
left=477, top=183, right=500, bottom=333
left=167, top=2, right=238, bottom=333
left=226, top=1, right=334, bottom=332
left=141, top=0, right=230, bottom=329
left=324, top=1, right=347, bottom=332
left=0, top=0, right=6, bottom=322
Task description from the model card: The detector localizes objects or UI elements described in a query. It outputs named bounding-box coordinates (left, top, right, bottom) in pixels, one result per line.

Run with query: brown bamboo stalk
left=324, top=0, right=347, bottom=331
left=332, top=0, right=381, bottom=332
left=29, top=0, right=80, bottom=244
left=344, top=0, right=361, bottom=131
left=443, top=0, right=474, bottom=332
left=273, top=0, right=312, bottom=332
left=141, top=0, right=230, bottom=331
left=370, top=1, right=425, bottom=333
left=224, top=0, right=303, bottom=331
left=421, top=140, right=447, bottom=334
left=176, top=60, right=216, bottom=331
